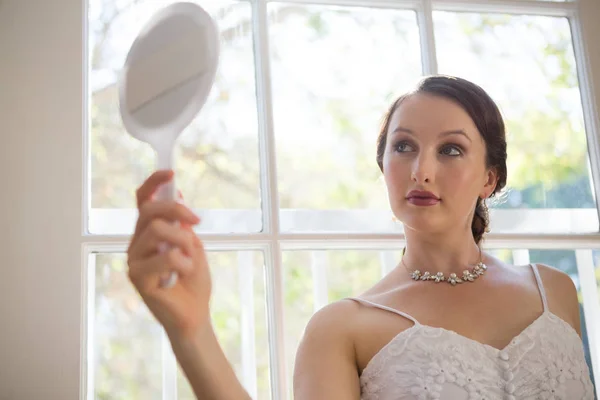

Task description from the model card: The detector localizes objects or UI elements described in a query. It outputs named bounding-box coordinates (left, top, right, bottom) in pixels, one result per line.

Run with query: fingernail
left=190, top=210, right=200, bottom=222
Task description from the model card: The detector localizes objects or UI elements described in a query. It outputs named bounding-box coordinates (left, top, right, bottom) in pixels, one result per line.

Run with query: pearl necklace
left=401, top=247, right=488, bottom=286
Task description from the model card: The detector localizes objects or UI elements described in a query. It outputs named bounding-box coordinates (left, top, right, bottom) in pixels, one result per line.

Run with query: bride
left=126, top=75, right=595, bottom=399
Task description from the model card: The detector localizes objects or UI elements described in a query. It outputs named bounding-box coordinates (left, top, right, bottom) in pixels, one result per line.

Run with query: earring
left=480, top=197, right=491, bottom=232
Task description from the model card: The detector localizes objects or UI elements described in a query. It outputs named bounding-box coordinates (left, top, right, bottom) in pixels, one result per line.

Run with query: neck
left=401, top=228, right=483, bottom=276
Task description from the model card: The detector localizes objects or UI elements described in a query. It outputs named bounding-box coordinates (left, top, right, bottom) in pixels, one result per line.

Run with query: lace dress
left=348, top=264, right=596, bottom=400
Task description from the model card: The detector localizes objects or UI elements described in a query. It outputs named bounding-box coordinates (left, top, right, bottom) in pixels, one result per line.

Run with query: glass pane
left=434, top=12, right=598, bottom=233
left=92, top=254, right=162, bottom=399
left=268, top=4, right=422, bottom=232
left=88, top=0, right=261, bottom=235
left=282, top=249, right=397, bottom=399
left=282, top=248, right=598, bottom=399
left=91, top=251, right=270, bottom=399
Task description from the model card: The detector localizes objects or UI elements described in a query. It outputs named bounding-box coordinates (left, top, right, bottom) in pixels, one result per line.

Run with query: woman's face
left=383, top=93, right=497, bottom=235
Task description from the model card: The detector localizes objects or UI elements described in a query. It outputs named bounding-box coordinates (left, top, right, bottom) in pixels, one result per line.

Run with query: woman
left=126, top=75, right=595, bottom=399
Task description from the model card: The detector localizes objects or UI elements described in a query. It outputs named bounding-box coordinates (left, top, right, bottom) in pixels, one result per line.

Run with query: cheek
left=447, top=164, right=475, bottom=181
left=383, top=156, right=409, bottom=189
left=441, top=162, right=483, bottom=199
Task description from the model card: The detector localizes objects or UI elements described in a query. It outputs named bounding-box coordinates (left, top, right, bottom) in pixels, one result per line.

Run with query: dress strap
left=346, top=297, right=420, bottom=325
left=530, top=263, right=549, bottom=312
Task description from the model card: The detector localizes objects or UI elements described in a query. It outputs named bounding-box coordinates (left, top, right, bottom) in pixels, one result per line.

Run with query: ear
left=481, top=167, right=498, bottom=198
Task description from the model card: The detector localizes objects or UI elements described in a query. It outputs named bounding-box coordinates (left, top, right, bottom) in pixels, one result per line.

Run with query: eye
left=394, top=141, right=415, bottom=153
left=440, top=144, right=462, bottom=157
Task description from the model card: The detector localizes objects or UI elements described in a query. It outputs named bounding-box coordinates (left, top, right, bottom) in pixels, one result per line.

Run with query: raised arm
left=127, top=170, right=250, bottom=400
left=169, top=325, right=251, bottom=400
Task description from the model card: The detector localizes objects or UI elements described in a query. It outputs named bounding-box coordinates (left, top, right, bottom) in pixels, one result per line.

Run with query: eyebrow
left=392, top=127, right=472, bottom=142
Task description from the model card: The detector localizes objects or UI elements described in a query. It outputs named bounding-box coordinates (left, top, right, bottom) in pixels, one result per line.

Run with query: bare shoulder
left=299, top=298, right=361, bottom=340
left=534, top=263, right=582, bottom=337
left=293, top=299, right=361, bottom=400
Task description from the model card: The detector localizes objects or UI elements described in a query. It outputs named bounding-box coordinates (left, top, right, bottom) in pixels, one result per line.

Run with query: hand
left=127, top=170, right=213, bottom=339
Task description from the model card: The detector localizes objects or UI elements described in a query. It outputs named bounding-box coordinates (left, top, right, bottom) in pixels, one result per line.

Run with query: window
left=86, top=0, right=600, bottom=398
left=89, top=251, right=270, bottom=399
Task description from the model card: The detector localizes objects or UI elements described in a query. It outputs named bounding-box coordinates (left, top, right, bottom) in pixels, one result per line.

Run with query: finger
left=130, top=218, right=197, bottom=260
left=180, top=222, right=203, bottom=251
left=134, top=200, right=200, bottom=239
left=130, top=201, right=199, bottom=253
left=128, top=247, right=195, bottom=288
left=180, top=217, right=196, bottom=231
left=136, top=170, right=174, bottom=208
left=176, top=190, right=185, bottom=205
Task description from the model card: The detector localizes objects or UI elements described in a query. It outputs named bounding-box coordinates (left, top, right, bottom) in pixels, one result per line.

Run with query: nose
left=411, top=152, right=433, bottom=184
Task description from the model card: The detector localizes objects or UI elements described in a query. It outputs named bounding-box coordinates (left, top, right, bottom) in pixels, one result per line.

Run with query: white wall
left=0, top=1, right=84, bottom=398
left=0, top=0, right=598, bottom=398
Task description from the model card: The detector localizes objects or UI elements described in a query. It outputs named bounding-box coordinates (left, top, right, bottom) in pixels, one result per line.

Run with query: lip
left=406, top=190, right=440, bottom=206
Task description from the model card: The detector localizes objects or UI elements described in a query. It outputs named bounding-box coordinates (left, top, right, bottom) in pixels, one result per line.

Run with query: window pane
left=268, top=4, right=422, bottom=232
left=282, top=248, right=598, bottom=399
left=434, top=12, right=598, bottom=233
left=92, top=253, right=162, bottom=399
left=282, top=249, right=397, bottom=399
left=88, top=0, right=261, bottom=235
left=91, top=251, right=270, bottom=399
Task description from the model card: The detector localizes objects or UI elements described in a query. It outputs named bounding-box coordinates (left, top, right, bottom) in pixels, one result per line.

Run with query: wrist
left=166, top=322, right=251, bottom=400
left=168, top=320, right=215, bottom=352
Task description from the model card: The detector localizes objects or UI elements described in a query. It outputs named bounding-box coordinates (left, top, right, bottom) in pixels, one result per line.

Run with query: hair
left=377, top=75, right=507, bottom=244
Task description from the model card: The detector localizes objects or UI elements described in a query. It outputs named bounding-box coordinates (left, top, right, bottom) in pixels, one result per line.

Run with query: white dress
left=348, top=264, right=596, bottom=399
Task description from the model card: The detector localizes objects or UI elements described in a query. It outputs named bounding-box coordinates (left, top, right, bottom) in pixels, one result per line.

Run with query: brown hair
left=377, top=75, right=507, bottom=243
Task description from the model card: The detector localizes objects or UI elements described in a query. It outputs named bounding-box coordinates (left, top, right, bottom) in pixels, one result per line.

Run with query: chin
left=397, top=211, right=444, bottom=233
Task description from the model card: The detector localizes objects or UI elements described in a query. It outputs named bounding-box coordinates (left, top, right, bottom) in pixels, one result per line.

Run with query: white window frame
left=81, top=0, right=600, bottom=399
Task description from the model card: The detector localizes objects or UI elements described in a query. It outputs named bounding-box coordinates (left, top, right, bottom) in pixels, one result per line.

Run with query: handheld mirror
left=119, top=2, right=220, bottom=288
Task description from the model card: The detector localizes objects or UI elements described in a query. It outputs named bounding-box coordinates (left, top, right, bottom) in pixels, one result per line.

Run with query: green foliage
left=506, top=108, right=587, bottom=190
